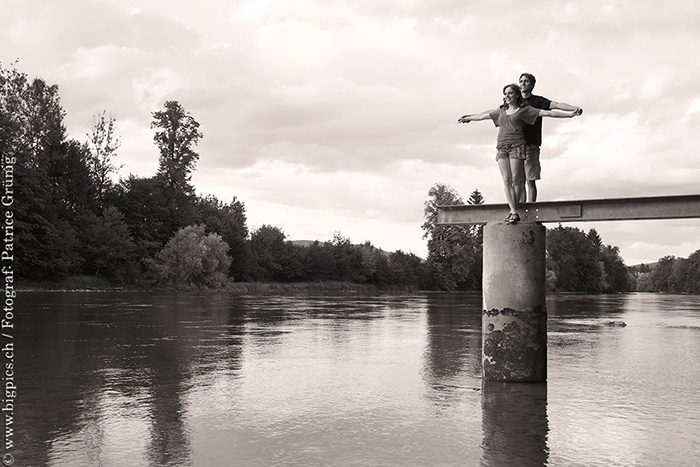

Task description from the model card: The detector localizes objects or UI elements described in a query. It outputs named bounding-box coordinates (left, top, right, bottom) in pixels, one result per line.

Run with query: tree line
left=633, top=253, right=700, bottom=294
left=419, top=183, right=666, bottom=294
left=2, top=62, right=696, bottom=292
left=1, top=62, right=429, bottom=290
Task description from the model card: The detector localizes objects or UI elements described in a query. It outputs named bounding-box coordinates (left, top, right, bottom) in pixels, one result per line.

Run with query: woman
left=458, top=84, right=581, bottom=223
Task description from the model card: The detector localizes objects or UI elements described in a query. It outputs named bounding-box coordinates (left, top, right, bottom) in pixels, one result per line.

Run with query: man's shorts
left=496, top=144, right=526, bottom=161
left=524, top=144, right=541, bottom=180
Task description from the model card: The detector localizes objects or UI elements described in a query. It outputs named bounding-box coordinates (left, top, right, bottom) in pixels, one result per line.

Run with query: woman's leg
left=497, top=158, right=517, bottom=214
left=510, top=158, right=525, bottom=206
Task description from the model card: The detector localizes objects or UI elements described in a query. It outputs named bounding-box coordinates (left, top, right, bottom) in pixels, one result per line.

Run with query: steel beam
left=437, top=194, right=700, bottom=225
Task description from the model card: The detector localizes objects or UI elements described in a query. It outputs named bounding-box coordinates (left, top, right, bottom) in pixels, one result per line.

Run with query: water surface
left=13, top=292, right=700, bottom=466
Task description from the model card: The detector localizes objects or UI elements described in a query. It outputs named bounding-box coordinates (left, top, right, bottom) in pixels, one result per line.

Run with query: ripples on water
left=14, top=292, right=700, bottom=466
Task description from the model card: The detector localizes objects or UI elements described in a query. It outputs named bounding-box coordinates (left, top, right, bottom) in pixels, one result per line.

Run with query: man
left=518, top=73, right=582, bottom=203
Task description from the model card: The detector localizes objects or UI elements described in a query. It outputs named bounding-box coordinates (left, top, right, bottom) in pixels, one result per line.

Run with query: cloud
left=3, top=0, right=700, bottom=263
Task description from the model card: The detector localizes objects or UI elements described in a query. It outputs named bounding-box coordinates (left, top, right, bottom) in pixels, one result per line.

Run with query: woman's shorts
left=496, top=144, right=527, bottom=161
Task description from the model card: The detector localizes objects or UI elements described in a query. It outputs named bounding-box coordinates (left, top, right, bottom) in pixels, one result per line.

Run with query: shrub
left=149, top=224, right=231, bottom=289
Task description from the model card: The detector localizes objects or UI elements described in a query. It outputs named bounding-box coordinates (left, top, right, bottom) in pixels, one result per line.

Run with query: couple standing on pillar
left=458, top=73, right=583, bottom=223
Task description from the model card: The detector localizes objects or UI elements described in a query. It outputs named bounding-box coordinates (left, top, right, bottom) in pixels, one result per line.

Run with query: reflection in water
left=144, top=296, right=191, bottom=466
left=481, top=382, right=549, bottom=467
left=422, top=293, right=482, bottom=403
left=14, top=292, right=700, bottom=466
left=16, top=292, right=249, bottom=466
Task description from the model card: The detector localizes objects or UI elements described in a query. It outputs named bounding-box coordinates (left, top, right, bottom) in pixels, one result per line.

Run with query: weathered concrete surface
left=482, top=222, right=547, bottom=382
left=482, top=307, right=547, bottom=381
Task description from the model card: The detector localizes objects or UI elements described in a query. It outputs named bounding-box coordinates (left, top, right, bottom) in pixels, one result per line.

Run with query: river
left=10, top=291, right=700, bottom=466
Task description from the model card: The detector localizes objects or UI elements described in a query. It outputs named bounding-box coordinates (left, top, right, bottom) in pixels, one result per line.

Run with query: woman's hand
left=458, top=115, right=472, bottom=124
left=458, top=110, right=493, bottom=122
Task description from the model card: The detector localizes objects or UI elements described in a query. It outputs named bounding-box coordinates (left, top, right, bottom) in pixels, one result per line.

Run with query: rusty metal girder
left=437, top=194, right=700, bottom=225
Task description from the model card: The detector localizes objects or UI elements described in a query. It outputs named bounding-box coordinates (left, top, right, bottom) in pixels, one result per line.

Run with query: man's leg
left=524, top=145, right=541, bottom=203
left=527, top=180, right=538, bottom=203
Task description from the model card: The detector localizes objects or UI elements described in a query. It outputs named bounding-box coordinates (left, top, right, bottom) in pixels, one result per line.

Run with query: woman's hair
left=500, top=83, right=528, bottom=109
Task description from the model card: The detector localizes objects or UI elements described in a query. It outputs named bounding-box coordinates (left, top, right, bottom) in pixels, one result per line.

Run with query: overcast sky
left=3, top=0, right=700, bottom=265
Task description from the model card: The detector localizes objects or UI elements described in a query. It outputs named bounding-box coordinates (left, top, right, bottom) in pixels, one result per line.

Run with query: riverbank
left=16, top=275, right=417, bottom=293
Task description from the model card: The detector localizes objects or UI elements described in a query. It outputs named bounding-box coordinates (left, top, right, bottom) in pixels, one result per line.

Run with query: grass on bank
left=16, top=275, right=412, bottom=293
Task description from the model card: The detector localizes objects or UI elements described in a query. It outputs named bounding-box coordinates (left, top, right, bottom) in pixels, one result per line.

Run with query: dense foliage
left=3, top=62, right=695, bottom=293
left=546, top=226, right=633, bottom=293
left=422, top=184, right=483, bottom=291
left=634, top=252, right=700, bottom=293
left=147, top=225, right=231, bottom=290
left=1, top=62, right=427, bottom=290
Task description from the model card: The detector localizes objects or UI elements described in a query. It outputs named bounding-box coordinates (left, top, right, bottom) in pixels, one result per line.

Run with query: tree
left=86, top=110, right=122, bottom=204
left=151, top=101, right=202, bottom=194
left=598, top=244, right=633, bottom=293
left=545, top=227, right=633, bottom=294
left=1, top=61, right=32, bottom=158
left=303, top=241, right=336, bottom=281
left=670, top=258, right=690, bottom=293
left=468, top=189, right=484, bottom=205
left=356, top=241, right=392, bottom=285
left=1, top=62, right=88, bottom=279
left=194, top=195, right=250, bottom=279
left=427, top=225, right=479, bottom=290
left=423, top=183, right=481, bottom=291
left=422, top=183, right=464, bottom=240
left=640, top=255, right=676, bottom=292
left=1, top=62, right=67, bottom=167
left=149, top=224, right=231, bottom=289
left=635, top=251, right=700, bottom=294
left=546, top=226, right=605, bottom=293
left=587, top=229, right=603, bottom=250
left=78, top=206, right=137, bottom=280
left=20, top=73, right=67, bottom=161
left=682, top=250, right=700, bottom=294
left=466, top=189, right=485, bottom=254
left=386, top=250, right=424, bottom=289
left=48, top=139, right=97, bottom=219
left=114, top=175, right=173, bottom=250
left=330, top=232, right=364, bottom=282
left=249, top=225, right=288, bottom=281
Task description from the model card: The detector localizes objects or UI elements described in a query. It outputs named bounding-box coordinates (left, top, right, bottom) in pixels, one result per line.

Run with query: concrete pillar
left=482, top=222, right=547, bottom=382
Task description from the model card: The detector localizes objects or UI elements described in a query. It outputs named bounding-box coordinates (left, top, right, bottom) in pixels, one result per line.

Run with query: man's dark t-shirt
left=523, top=95, right=552, bottom=146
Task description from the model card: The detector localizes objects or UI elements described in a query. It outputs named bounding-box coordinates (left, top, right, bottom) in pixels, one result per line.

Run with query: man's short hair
left=520, top=73, right=536, bottom=86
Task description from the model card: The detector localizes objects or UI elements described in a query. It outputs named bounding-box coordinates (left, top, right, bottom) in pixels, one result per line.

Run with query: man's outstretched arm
left=550, top=101, right=583, bottom=114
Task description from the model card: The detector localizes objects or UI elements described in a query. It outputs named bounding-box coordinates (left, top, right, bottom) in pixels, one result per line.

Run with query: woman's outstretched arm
left=458, top=110, right=496, bottom=124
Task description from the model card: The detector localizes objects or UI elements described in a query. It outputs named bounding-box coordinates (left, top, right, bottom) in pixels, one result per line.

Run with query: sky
left=3, top=0, right=700, bottom=265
